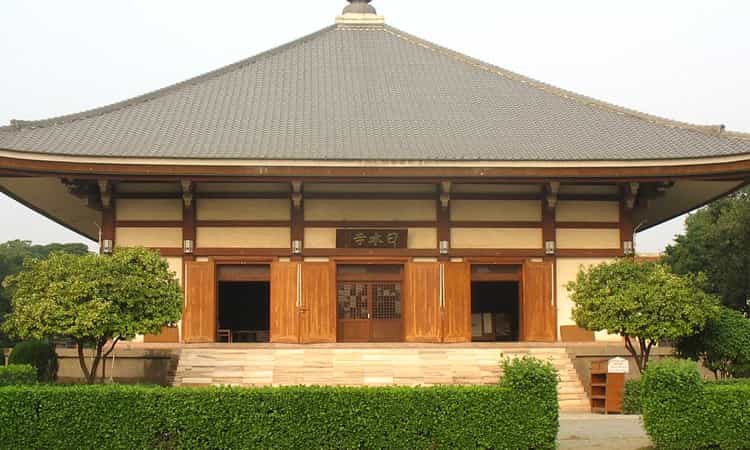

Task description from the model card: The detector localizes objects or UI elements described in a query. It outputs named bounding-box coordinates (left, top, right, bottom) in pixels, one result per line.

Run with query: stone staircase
left=171, top=344, right=590, bottom=412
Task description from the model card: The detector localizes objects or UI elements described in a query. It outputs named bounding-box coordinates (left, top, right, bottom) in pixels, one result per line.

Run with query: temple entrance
left=217, top=265, right=270, bottom=343
left=336, top=265, right=403, bottom=342
left=470, top=265, right=521, bottom=342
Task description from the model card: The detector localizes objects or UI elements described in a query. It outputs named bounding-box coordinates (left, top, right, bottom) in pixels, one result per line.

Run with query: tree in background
left=675, top=307, right=750, bottom=379
left=2, top=248, right=182, bottom=383
left=0, top=240, right=89, bottom=344
left=568, top=259, right=720, bottom=373
left=663, top=187, right=750, bottom=312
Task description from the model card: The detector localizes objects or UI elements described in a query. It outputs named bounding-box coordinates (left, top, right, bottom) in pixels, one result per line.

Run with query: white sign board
left=608, top=357, right=630, bottom=374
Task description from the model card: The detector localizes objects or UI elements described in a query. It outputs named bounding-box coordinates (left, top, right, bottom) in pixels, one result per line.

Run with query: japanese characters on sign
left=336, top=229, right=408, bottom=249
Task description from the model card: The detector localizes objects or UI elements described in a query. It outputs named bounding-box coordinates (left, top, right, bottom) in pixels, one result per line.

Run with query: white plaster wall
left=196, top=227, right=290, bottom=248
left=555, top=201, right=619, bottom=222
left=556, top=257, right=622, bottom=342
left=450, top=200, right=541, bottom=221
left=556, top=229, right=620, bottom=249
left=451, top=228, right=542, bottom=249
left=304, top=199, right=435, bottom=221
left=116, top=199, right=183, bottom=221
left=115, top=227, right=182, bottom=248
left=196, top=199, right=290, bottom=221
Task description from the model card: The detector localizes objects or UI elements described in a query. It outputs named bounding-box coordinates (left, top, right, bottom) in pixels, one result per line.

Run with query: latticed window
left=337, top=283, right=369, bottom=320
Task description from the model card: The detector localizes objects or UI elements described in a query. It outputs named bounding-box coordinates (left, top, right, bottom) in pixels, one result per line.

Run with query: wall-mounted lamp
left=183, top=239, right=195, bottom=255
left=439, top=240, right=450, bottom=256
left=101, top=239, right=113, bottom=255
left=292, top=239, right=303, bottom=255
left=623, top=240, right=635, bottom=256
left=544, top=240, right=556, bottom=256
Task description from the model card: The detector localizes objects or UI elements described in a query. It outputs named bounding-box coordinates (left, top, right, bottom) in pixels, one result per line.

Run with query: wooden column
left=437, top=181, right=451, bottom=261
left=542, top=183, right=558, bottom=341
left=291, top=181, right=304, bottom=261
left=620, top=201, right=634, bottom=256
left=183, top=202, right=196, bottom=261
left=101, top=207, right=115, bottom=253
left=620, top=182, right=637, bottom=256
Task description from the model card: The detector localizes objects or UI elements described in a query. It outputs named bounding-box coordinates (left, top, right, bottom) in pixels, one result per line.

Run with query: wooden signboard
left=336, top=229, right=407, bottom=249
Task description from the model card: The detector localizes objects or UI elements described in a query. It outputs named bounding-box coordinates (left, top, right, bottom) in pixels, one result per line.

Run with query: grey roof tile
left=1, top=24, right=749, bottom=161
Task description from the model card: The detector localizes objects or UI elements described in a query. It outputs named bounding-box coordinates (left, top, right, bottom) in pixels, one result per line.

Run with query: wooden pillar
left=437, top=180, right=451, bottom=261
left=101, top=207, right=115, bottom=254
left=183, top=201, right=196, bottom=261
left=542, top=183, right=558, bottom=341
left=620, top=201, right=634, bottom=257
left=291, top=181, right=304, bottom=261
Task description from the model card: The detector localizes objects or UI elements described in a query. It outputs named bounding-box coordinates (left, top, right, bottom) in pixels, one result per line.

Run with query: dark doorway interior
left=218, top=282, right=270, bottom=343
left=471, top=282, right=520, bottom=342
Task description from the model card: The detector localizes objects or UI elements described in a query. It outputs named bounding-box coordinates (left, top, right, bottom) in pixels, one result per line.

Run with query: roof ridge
left=0, top=25, right=337, bottom=133
left=381, top=25, right=750, bottom=143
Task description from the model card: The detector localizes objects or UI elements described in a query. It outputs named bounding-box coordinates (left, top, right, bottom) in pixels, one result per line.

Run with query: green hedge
left=8, top=340, right=58, bottom=382
left=622, top=379, right=642, bottom=414
left=0, top=381, right=558, bottom=449
left=0, top=364, right=37, bottom=386
left=642, top=358, right=750, bottom=449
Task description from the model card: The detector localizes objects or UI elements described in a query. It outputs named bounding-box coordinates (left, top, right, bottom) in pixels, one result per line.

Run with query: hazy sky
left=1, top=0, right=748, bottom=253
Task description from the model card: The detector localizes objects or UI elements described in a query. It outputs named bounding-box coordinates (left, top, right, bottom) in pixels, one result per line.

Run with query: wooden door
left=183, top=261, right=216, bottom=343
left=521, top=260, right=556, bottom=342
left=442, top=262, right=471, bottom=343
left=300, top=262, right=336, bottom=343
left=270, top=261, right=299, bottom=344
left=403, top=261, right=441, bottom=342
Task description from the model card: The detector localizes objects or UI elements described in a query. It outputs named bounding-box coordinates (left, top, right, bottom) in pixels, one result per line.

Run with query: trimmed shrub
left=8, top=340, right=58, bottom=382
left=676, top=307, right=750, bottom=379
left=622, top=379, right=642, bottom=415
left=642, top=358, right=750, bottom=449
left=0, top=364, right=37, bottom=386
left=0, top=380, right=559, bottom=449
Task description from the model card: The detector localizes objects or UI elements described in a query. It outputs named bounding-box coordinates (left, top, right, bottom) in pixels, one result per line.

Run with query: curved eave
left=2, top=148, right=750, bottom=180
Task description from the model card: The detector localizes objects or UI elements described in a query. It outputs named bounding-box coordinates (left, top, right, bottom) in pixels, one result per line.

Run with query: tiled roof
left=1, top=24, right=749, bottom=161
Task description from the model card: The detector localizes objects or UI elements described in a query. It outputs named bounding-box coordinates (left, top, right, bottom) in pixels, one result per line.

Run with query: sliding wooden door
left=183, top=261, right=216, bottom=343
left=270, top=261, right=299, bottom=343
left=442, top=261, right=471, bottom=343
left=300, top=262, right=336, bottom=343
left=403, top=261, right=441, bottom=343
left=521, top=260, right=556, bottom=342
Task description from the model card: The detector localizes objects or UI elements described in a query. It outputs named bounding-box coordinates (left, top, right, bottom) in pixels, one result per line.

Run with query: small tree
left=2, top=248, right=182, bottom=383
left=568, top=259, right=719, bottom=373
left=675, top=307, right=750, bottom=379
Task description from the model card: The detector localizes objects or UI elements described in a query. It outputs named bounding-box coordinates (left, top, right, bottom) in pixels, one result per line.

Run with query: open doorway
left=470, top=265, right=521, bottom=342
left=217, top=265, right=270, bottom=343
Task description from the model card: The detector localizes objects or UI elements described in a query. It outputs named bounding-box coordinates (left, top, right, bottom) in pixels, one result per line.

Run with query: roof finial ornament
left=337, top=0, right=384, bottom=26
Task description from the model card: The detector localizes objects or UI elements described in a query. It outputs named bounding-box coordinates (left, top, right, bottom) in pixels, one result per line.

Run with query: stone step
left=172, top=346, right=590, bottom=412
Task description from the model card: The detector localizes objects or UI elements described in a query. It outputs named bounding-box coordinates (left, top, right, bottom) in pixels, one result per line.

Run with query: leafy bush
left=8, top=340, right=58, bottom=382
left=0, top=364, right=37, bottom=386
left=641, top=358, right=750, bottom=449
left=0, top=380, right=559, bottom=450
left=676, top=307, right=750, bottom=379
left=568, top=259, right=719, bottom=373
left=622, top=379, right=642, bottom=415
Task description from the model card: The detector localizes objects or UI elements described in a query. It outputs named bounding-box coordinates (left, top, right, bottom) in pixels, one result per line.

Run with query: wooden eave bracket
left=97, top=179, right=111, bottom=209
left=546, top=182, right=560, bottom=209
left=439, top=181, right=452, bottom=209
left=624, top=182, right=640, bottom=210
left=181, top=179, right=194, bottom=207
left=291, top=180, right=303, bottom=209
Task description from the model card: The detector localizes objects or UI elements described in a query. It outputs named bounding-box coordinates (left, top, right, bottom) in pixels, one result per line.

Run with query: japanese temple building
left=1, top=0, right=749, bottom=346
